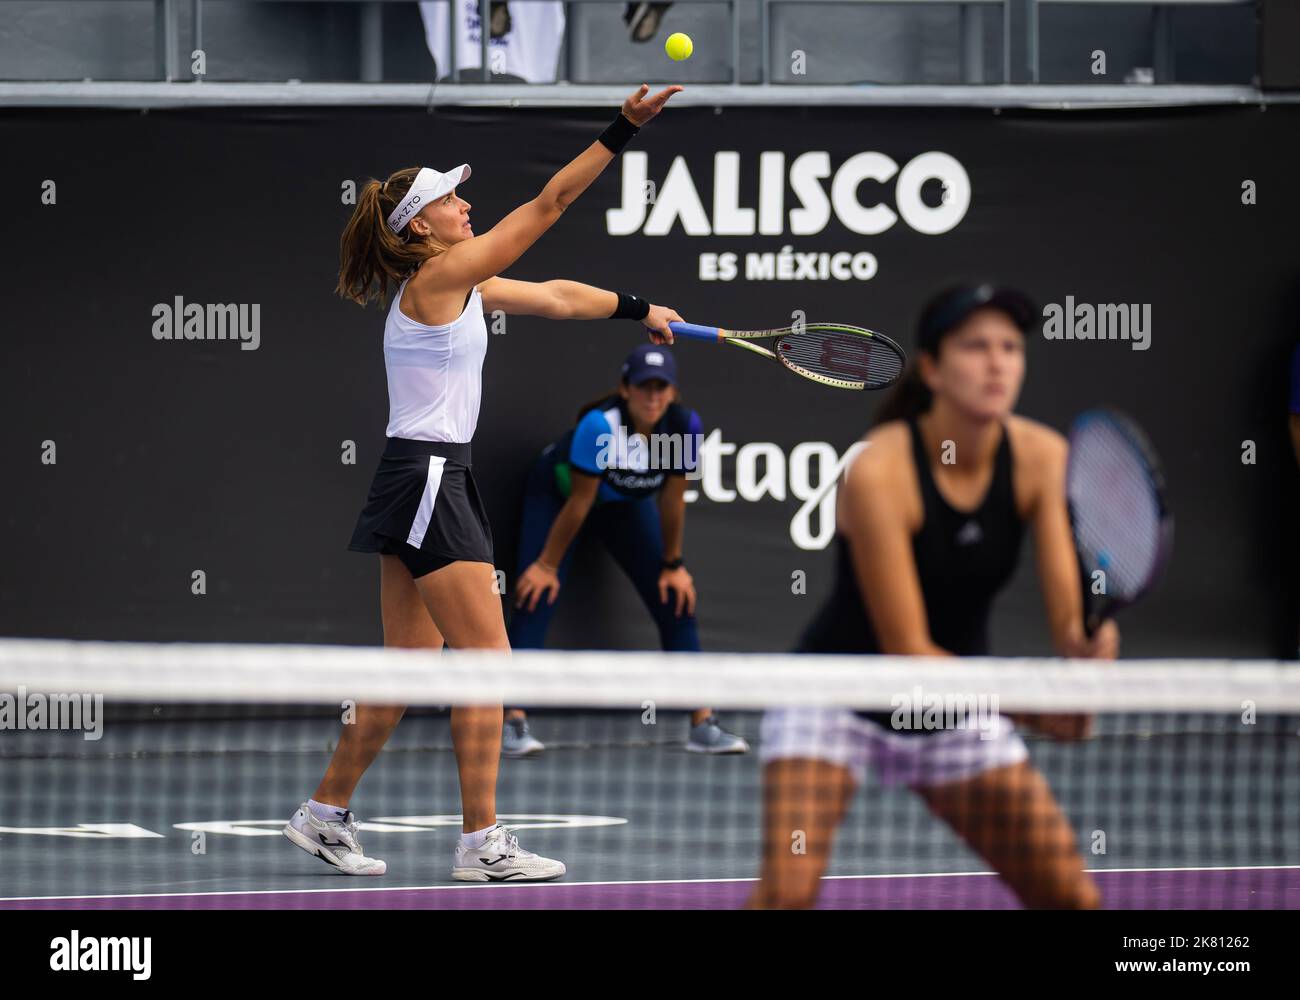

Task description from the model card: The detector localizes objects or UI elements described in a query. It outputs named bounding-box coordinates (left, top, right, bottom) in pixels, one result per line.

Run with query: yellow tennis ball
left=665, top=32, right=693, bottom=62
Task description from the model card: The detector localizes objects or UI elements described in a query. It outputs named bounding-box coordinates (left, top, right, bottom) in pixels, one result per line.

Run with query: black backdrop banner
left=2, top=105, right=1297, bottom=657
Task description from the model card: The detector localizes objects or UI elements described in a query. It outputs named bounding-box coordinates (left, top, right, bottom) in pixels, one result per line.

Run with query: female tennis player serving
left=753, top=284, right=1119, bottom=909
left=283, top=84, right=684, bottom=882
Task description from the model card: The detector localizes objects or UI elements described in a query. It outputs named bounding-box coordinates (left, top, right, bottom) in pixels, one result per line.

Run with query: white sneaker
left=452, top=825, right=566, bottom=882
left=502, top=717, right=545, bottom=758
left=283, top=802, right=387, bottom=876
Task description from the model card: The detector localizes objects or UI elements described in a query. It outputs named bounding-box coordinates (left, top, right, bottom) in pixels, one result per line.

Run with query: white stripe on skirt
left=406, top=456, right=447, bottom=548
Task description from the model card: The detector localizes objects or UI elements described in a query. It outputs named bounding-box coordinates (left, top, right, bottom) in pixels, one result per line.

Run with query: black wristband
left=598, top=112, right=641, bottom=154
left=661, top=557, right=684, bottom=571
left=611, top=292, right=651, bottom=321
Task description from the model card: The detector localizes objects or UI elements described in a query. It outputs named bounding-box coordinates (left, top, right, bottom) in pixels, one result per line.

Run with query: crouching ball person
left=503, top=344, right=748, bottom=757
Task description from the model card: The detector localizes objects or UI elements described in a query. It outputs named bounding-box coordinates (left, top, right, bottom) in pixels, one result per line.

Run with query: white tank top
left=383, top=278, right=488, bottom=443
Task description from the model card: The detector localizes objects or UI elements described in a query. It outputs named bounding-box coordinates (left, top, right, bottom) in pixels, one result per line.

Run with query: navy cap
left=621, top=343, right=678, bottom=386
left=917, top=284, right=1037, bottom=354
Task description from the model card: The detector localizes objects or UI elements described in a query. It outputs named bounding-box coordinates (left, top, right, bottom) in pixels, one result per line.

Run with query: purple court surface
left=4, top=868, right=1298, bottom=910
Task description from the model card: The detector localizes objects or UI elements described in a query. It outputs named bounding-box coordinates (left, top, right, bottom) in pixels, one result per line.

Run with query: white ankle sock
left=308, top=799, right=349, bottom=823
left=461, top=824, right=498, bottom=849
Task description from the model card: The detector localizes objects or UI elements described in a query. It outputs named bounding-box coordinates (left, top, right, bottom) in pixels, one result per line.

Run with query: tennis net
left=0, top=638, right=1297, bottom=910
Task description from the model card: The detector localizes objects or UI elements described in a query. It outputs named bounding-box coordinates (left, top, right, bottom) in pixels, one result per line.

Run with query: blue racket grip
left=668, top=321, right=723, bottom=342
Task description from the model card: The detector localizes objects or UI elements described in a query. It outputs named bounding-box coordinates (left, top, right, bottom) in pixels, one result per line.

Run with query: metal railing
left=0, top=0, right=1262, bottom=87
left=759, top=0, right=1010, bottom=84
left=1031, top=0, right=1255, bottom=85
left=150, top=0, right=745, bottom=85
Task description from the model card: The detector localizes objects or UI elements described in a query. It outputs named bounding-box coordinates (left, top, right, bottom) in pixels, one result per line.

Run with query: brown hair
left=335, top=168, right=454, bottom=309
left=872, top=357, right=934, bottom=426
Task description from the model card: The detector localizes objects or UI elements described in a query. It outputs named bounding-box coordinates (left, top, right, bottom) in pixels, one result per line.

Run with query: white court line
left=3, top=864, right=1298, bottom=904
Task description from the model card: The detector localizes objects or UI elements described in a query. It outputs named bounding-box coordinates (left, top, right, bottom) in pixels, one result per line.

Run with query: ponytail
left=872, top=360, right=932, bottom=426
left=335, top=168, right=451, bottom=310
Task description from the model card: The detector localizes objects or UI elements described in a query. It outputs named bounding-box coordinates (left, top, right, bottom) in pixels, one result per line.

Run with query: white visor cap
left=386, top=164, right=472, bottom=235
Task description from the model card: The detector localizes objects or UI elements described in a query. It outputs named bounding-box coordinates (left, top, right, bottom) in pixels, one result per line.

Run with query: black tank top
left=797, top=415, right=1024, bottom=660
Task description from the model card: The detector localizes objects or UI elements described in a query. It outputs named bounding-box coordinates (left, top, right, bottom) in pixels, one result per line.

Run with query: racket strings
left=776, top=329, right=905, bottom=388
left=1068, top=424, right=1163, bottom=598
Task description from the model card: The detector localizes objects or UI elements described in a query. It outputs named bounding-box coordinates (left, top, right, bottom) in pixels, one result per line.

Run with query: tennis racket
left=667, top=320, right=906, bottom=391
left=1066, top=409, right=1174, bottom=636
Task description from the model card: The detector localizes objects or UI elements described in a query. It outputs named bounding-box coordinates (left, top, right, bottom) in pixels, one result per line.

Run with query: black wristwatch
left=661, top=557, right=684, bottom=571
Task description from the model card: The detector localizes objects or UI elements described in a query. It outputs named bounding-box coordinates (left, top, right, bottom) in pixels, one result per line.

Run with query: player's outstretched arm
left=438, top=85, right=683, bottom=291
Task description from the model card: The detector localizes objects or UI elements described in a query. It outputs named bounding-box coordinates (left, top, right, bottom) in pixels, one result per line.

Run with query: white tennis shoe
left=502, top=717, right=546, bottom=758
left=452, top=825, right=566, bottom=882
left=283, top=802, right=387, bottom=876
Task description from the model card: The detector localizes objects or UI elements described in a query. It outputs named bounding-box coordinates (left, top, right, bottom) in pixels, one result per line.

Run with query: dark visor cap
left=917, top=284, right=1037, bottom=354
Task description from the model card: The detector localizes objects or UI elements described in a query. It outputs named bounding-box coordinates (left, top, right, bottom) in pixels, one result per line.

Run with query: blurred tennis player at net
left=753, top=284, right=1118, bottom=909
left=504, top=343, right=748, bottom=757
left=283, top=84, right=684, bottom=882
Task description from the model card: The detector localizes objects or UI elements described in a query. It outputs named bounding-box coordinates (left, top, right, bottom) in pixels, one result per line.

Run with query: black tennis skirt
left=348, top=438, right=494, bottom=565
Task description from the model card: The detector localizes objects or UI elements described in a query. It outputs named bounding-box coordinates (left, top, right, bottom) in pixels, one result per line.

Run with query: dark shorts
left=348, top=438, right=494, bottom=579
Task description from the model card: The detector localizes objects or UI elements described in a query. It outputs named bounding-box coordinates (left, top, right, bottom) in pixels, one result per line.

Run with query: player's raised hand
left=621, top=84, right=684, bottom=127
